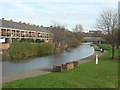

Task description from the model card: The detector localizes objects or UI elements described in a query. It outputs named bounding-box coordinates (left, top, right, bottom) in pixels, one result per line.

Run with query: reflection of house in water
left=83, top=30, right=105, bottom=44
left=0, top=18, right=54, bottom=43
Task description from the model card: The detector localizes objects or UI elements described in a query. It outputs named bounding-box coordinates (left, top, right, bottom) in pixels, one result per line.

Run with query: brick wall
left=54, top=61, right=79, bottom=72
left=0, top=44, right=10, bottom=50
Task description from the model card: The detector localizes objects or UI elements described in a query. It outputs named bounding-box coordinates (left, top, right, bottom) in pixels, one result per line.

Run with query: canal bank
left=2, top=44, right=106, bottom=83
left=2, top=43, right=94, bottom=76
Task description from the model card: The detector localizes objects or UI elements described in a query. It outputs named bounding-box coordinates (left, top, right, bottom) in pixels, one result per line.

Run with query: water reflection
left=2, top=43, right=94, bottom=76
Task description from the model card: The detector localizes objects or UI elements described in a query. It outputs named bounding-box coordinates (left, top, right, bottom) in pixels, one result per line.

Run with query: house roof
left=0, top=19, right=52, bottom=34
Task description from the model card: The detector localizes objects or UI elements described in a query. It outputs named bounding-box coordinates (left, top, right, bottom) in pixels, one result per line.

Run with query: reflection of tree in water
left=7, top=56, right=40, bottom=64
left=54, top=54, right=57, bottom=66
left=10, top=59, right=29, bottom=64
left=3, top=54, right=52, bottom=64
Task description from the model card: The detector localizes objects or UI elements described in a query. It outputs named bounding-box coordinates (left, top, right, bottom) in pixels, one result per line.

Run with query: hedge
left=8, top=42, right=53, bottom=59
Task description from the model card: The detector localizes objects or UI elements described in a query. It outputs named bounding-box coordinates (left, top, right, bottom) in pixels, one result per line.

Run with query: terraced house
left=0, top=18, right=54, bottom=43
left=83, top=30, right=105, bottom=44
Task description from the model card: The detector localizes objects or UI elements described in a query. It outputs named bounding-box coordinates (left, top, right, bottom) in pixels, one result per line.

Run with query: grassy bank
left=8, top=42, right=53, bottom=59
left=97, top=44, right=118, bottom=61
left=3, top=44, right=118, bottom=88
left=97, top=44, right=112, bottom=51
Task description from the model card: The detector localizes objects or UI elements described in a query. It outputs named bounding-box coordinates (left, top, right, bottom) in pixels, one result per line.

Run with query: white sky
left=0, top=0, right=119, bottom=32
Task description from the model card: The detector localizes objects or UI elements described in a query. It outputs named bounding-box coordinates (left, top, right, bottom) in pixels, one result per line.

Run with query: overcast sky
left=0, top=0, right=119, bottom=32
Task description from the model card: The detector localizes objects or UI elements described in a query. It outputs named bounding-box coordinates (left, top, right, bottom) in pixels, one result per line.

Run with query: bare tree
left=73, top=24, right=83, bottom=33
left=73, top=24, right=84, bottom=42
left=96, top=8, right=118, bottom=59
left=51, top=21, right=67, bottom=29
left=49, top=21, right=82, bottom=48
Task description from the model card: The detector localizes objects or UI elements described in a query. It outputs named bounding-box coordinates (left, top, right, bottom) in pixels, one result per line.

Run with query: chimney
left=41, top=25, right=43, bottom=27
left=19, top=21, right=22, bottom=23
left=2, top=18, right=4, bottom=20
left=10, top=19, right=12, bottom=21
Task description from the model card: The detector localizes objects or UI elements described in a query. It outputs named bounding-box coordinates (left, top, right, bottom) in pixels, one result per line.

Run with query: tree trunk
left=112, top=45, right=114, bottom=59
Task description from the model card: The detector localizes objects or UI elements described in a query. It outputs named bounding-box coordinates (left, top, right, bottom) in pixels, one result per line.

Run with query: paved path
left=93, top=44, right=100, bottom=50
left=78, top=51, right=107, bottom=65
left=2, top=44, right=107, bottom=84
left=2, top=67, right=53, bottom=84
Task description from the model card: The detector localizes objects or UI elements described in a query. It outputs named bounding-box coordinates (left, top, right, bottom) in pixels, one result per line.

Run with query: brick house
left=0, top=18, right=54, bottom=43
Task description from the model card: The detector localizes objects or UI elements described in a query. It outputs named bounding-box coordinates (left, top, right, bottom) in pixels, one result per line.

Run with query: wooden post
left=96, top=64, right=98, bottom=78
left=96, top=55, right=98, bottom=79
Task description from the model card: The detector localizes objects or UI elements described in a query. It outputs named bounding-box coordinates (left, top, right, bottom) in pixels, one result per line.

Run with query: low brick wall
left=61, top=64, right=67, bottom=71
left=0, top=44, right=10, bottom=50
left=66, top=62, right=74, bottom=70
left=54, top=64, right=62, bottom=72
left=73, top=61, right=79, bottom=68
left=54, top=61, right=79, bottom=72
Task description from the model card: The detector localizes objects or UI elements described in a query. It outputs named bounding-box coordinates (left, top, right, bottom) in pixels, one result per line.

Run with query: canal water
left=2, top=43, right=94, bottom=76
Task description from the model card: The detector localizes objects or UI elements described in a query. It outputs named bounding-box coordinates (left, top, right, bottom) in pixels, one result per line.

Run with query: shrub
left=41, top=39, right=44, bottom=42
left=5, top=38, right=9, bottom=43
left=8, top=42, right=53, bottom=59
left=20, top=38, right=34, bottom=43
left=13, top=38, right=18, bottom=42
left=30, top=39, right=34, bottom=42
left=36, top=39, right=41, bottom=43
left=20, top=38, right=26, bottom=42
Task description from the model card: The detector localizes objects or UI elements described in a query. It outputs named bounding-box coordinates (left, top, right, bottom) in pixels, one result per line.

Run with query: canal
left=2, top=43, right=94, bottom=76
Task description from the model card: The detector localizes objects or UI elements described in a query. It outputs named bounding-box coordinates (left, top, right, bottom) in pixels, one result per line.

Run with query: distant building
left=89, top=30, right=102, bottom=34
left=0, top=18, right=53, bottom=43
left=83, top=30, right=105, bottom=44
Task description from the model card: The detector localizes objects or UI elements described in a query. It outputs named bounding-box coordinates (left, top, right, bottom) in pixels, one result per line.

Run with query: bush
left=36, top=39, right=41, bottom=43
left=41, top=39, right=44, bottom=42
left=5, top=38, right=9, bottom=43
left=13, top=38, right=18, bottom=42
left=20, top=38, right=34, bottom=43
left=8, top=42, right=53, bottom=59
left=31, top=39, right=34, bottom=43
